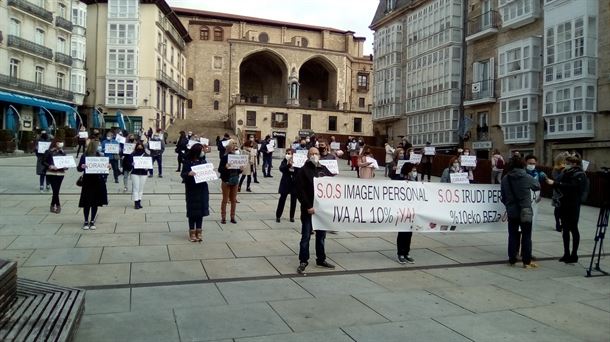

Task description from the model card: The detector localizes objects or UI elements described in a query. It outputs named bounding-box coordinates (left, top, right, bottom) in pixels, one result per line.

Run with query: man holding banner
left=296, top=147, right=336, bottom=274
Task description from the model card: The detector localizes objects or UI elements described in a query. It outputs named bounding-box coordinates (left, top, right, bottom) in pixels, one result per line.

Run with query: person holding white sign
left=181, top=144, right=211, bottom=242
left=276, top=149, right=297, bottom=223
left=260, top=135, right=274, bottom=177
left=461, top=148, right=476, bottom=182
left=218, top=140, right=242, bottom=224
left=440, top=157, right=466, bottom=183
left=35, top=131, right=52, bottom=192
left=147, top=129, right=166, bottom=178
left=421, top=142, right=435, bottom=182
left=123, top=142, right=150, bottom=209
left=75, top=126, right=88, bottom=158
left=77, top=141, right=109, bottom=230
left=101, top=132, right=121, bottom=184
left=238, top=141, right=257, bottom=192
left=42, top=140, right=68, bottom=214
left=358, top=146, right=376, bottom=179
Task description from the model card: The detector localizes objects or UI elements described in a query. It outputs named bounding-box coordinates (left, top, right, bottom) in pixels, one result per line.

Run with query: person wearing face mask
left=218, top=140, right=242, bottom=224
left=550, top=152, right=570, bottom=232
left=276, top=149, right=298, bottom=223
left=462, top=148, right=476, bottom=183
left=181, top=144, right=210, bottom=242
left=440, top=157, right=464, bottom=183
left=75, top=126, right=88, bottom=158
left=120, top=135, right=136, bottom=192
left=348, top=138, right=359, bottom=171
left=35, top=131, right=52, bottom=192
left=175, top=131, right=188, bottom=172
left=238, top=141, right=256, bottom=192
left=384, top=142, right=395, bottom=177
left=101, top=132, right=120, bottom=183
left=295, top=147, right=335, bottom=274
left=389, top=148, right=405, bottom=180
left=395, top=165, right=418, bottom=264
left=260, top=135, right=274, bottom=177
left=42, top=140, right=68, bottom=213
left=77, top=140, right=109, bottom=230
left=147, top=129, right=165, bottom=178
left=296, top=137, right=308, bottom=151
left=248, top=136, right=260, bottom=183
left=123, top=142, right=149, bottom=209
left=357, top=146, right=376, bottom=179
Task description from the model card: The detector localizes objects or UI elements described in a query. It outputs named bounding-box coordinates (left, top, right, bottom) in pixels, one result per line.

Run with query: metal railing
left=55, top=16, right=73, bottom=32
left=156, top=69, right=188, bottom=98
left=234, top=95, right=339, bottom=110
left=55, top=52, right=73, bottom=66
left=7, top=0, right=53, bottom=22
left=0, top=73, right=74, bottom=101
left=7, top=35, right=53, bottom=60
left=159, top=18, right=185, bottom=49
left=467, top=10, right=501, bottom=37
left=465, top=79, right=495, bottom=102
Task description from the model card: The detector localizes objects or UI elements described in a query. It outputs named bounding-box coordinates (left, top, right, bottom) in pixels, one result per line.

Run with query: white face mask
left=526, top=164, right=536, bottom=171
left=285, top=154, right=292, bottom=160
left=452, top=163, right=460, bottom=169
left=57, top=143, right=64, bottom=149
left=411, top=171, right=418, bottom=177
left=309, top=155, right=319, bottom=164
left=200, top=151, right=205, bottom=158
left=234, top=150, right=241, bottom=155
left=464, top=152, right=470, bottom=156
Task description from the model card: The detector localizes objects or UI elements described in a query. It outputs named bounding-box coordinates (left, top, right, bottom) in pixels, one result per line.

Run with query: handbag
left=76, top=175, right=84, bottom=187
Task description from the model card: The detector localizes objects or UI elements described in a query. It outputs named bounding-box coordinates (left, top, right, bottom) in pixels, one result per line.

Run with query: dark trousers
left=560, top=209, right=580, bottom=257
left=299, top=213, right=326, bottom=264
left=508, top=218, right=533, bottom=265
left=554, top=207, right=562, bottom=231
left=276, top=191, right=297, bottom=219
left=76, top=141, right=86, bottom=157
left=149, top=155, right=162, bottom=176
left=239, top=174, right=251, bottom=189
left=262, top=154, right=272, bottom=176
left=421, top=162, right=432, bottom=181
left=109, top=159, right=120, bottom=181
left=83, top=206, right=98, bottom=223
left=39, top=174, right=49, bottom=187
left=396, top=232, right=413, bottom=256
left=48, top=175, right=64, bottom=206
left=188, top=216, right=203, bottom=230
left=176, top=153, right=184, bottom=171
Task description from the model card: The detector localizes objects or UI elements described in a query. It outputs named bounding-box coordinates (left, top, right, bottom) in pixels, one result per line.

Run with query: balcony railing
left=7, top=35, right=53, bottom=60
left=234, top=95, right=340, bottom=110
left=55, top=52, right=73, bottom=66
left=464, top=79, right=496, bottom=103
left=467, top=10, right=501, bottom=38
left=7, top=0, right=53, bottom=22
left=156, top=70, right=187, bottom=98
left=159, top=18, right=185, bottom=50
left=55, top=16, right=73, bottom=32
left=0, top=73, right=74, bottom=101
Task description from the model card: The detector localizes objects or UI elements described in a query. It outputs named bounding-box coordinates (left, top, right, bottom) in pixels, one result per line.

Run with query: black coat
left=278, top=159, right=296, bottom=194
left=553, top=166, right=586, bottom=213
left=123, top=150, right=149, bottom=175
left=295, top=161, right=333, bottom=214
left=181, top=158, right=210, bottom=218
left=77, top=154, right=108, bottom=208
left=500, top=168, right=540, bottom=220
left=218, top=154, right=242, bottom=183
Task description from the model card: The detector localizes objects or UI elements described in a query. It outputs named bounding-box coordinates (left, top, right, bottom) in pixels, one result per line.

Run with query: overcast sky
left=167, top=0, right=379, bottom=55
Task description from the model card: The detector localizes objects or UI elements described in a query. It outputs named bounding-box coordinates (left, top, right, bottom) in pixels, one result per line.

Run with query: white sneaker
left=89, top=222, right=96, bottom=230
left=82, top=222, right=90, bottom=230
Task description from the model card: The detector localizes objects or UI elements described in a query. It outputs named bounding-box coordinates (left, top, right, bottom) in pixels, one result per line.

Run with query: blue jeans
left=262, top=153, right=272, bottom=176
left=149, top=155, right=163, bottom=176
left=299, top=213, right=326, bottom=264
left=508, top=218, right=532, bottom=265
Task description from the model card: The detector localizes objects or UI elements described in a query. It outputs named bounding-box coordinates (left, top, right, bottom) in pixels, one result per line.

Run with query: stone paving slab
left=361, top=270, right=456, bottom=292
left=100, top=245, right=169, bottom=263
left=236, top=329, right=353, bottom=342
left=131, top=283, right=226, bottom=312
left=84, top=288, right=131, bottom=315
left=7, top=235, right=79, bottom=249
left=57, top=222, right=117, bottom=234
left=292, top=274, right=388, bottom=297
left=202, top=256, right=280, bottom=279
left=17, top=265, right=54, bottom=282
left=0, top=223, right=61, bottom=236
left=76, top=233, right=139, bottom=247
left=131, top=260, right=208, bottom=284
left=333, top=237, right=396, bottom=252
left=428, top=284, right=541, bottom=313
left=49, top=263, right=130, bottom=287
left=217, top=278, right=313, bottom=305
left=76, top=310, right=180, bottom=342
left=167, top=242, right=235, bottom=260
left=343, top=319, right=472, bottom=342
left=24, top=247, right=102, bottom=266
left=0, top=249, right=33, bottom=265
left=265, top=255, right=345, bottom=275
left=228, top=240, right=295, bottom=257
left=0, top=235, right=17, bottom=249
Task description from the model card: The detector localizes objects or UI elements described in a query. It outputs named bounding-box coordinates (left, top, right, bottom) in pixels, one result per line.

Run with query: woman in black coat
left=275, top=149, right=297, bottom=222
left=77, top=140, right=109, bottom=230
left=181, top=144, right=210, bottom=242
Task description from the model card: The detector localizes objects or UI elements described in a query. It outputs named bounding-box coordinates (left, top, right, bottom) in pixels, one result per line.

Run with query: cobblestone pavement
left=0, top=150, right=608, bottom=341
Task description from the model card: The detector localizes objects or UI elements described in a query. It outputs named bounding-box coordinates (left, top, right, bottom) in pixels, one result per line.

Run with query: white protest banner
left=191, top=163, right=218, bottom=183
left=85, top=157, right=109, bottom=174
left=266, top=144, right=275, bottom=153
left=295, top=149, right=308, bottom=155
left=396, top=160, right=408, bottom=172
left=228, top=155, right=249, bottom=169
left=52, top=156, right=76, bottom=169
left=319, top=160, right=339, bottom=174
left=582, top=160, right=590, bottom=172
left=312, top=177, right=508, bottom=232
left=187, top=140, right=200, bottom=149
left=292, top=153, right=307, bottom=168
left=424, top=146, right=436, bottom=155
left=133, top=156, right=153, bottom=169
left=409, top=153, right=423, bottom=164
left=149, top=140, right=162, bottom=150
left=104, top=143, right=120, bottom=154
left=222, top=140, right=230, bottom=147
left=37, top=141, right=51, bottom=154
left=200, top=138, right=209, bottom=146
left=78, top=131, right=89, bottom=139
left=460, top=155, right=477, bottom=167
left=123, top=143, right=135, bottom=155
left=116, top=135, right=126, bottom=144
left=450, top=172, right=470, bottom=184
left=330, top=142, right=341, bottom=150
left=366, top=156, right=379, bottom=169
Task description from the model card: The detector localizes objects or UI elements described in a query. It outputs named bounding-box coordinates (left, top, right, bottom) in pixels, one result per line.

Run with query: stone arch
left=298, top=55, right=338, bottom=108
left=238, top=49, right=289, bottom=104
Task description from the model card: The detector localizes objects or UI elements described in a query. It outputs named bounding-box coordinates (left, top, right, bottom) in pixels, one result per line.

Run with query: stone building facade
left=174, top=8, right=374, bottom=146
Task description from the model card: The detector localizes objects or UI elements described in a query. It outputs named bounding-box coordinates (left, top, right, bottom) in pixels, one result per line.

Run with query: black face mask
left=300, top=143, right=306, bottom=148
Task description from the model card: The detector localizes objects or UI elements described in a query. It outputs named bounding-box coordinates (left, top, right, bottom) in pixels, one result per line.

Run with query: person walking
left=491, top=149, right=505, bottom=184
left=181, top=144, right=210, bottom=242
left=147, top=129, right=165, bottom=178
left=357, top=146, right=376, bottom=179
left=124, top=142, right=149, bottom=209
left=276, top=149, right=297, bottom=223
left=42, top=140, right=68, bottom=213
left=500, top=155, right=541, bottom=268
left=218, top=140, right=242, bottom=224
left=175, top=131, right=188, bottom=172
left=75, top=126, right=88, bottom=158
left=35, top=131, right=51, bottom=192
left=101, top=132, right=120, bottom=183
left=260, top=135, right=274, bottom=177
left=238, top=141, right=256, bottom=192
left=440, top=157, right=464, bottom=183
left=77, top=141, right=109, bottom=230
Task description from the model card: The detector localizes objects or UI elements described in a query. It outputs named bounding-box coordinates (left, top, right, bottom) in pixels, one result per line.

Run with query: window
left=70, top=70, right=86, bottom=94
left=170, top=46, right=174, bottom=65
left=35, top=66, right=44, bottom=85
left=328, top=116, right=337, bottom=131
left=71, top=36, right=86, bottom=60
left=9, top=18, right=21, bottom=36
left=302, top=114, right=311, bottom=130
left=187, top=99, right=193, bottom=109
left=353, top=118, right=362, bottom=133
left=57, top=37, right=66, bottom=54
left=106, top=79, right=137, bottom=106
left=213, top=101, right=219, bottom=110
left=499, top=0, right=537, bottom=25
left=108, top=23, right=137, bottom=45
left=544, top=85, right=597, bottom=115
left=109, top=0, right=138, bottom=19
left=58, top=3, right=67, bottom=18
left=259, top=32, right=269, bottom=43
left=35, top=28, right=45, bottom=45
left=170, top=95, right=174, bottom=115
left=213, top=79, right=220, bottom=93
left=246, top=111, right=256, bottom=126
left=301, top=38, right=309, bottom=48
left=200, top=26, right=209, bottom=40
left=57, top=73, right=65, bottom=89
left=272, top=112, right=288, bottom=128
left=358, top=98, right=366, bottom=108
left=213, top=27, right=223, bottom=41
left=187, top=78, right=194, bottom=90
left=108, top=48, right=137, bottom=75
left=72, top=6, right=86, bottom=27
left=386, top=0, right=396, bottom=12
left=9, top=59, right=20, bottom=78
left=357, top=73, right=369, bottom=90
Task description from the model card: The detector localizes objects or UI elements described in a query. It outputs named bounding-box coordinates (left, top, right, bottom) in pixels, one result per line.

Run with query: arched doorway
left=299, top=57, right=338, bottom=109
left=239, top=50, right=288, bottom=105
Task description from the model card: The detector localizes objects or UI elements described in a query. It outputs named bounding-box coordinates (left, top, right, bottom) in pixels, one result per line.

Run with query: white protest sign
left=228, top=155, right=249, bottom=169
left=396, top=160, right=408, bottom=172
left=123, top=143, right=135, bottom=155
left=116, top=135, right=126, bottom=144
left=78, top=131, right=88, bottom=139
left=221, top=140, right=230, bottom=147
left=53, top=156, right=76, bottom=168
left=312, top=177, right=509, bottom=232
left=270, top=140, right=276, bottom=147
left=450, top=172, right=470, bottom=184
left=460, top=155, right=477, bottom=167
left=582, top=160, right=590, bottom=171
left=200, top=138, right=209, bottom=146
left=133, top=156, right=153, bottom=169
left=330, top=142, right=341, bottom=150
left=191, top=163, right=218, bottom=183
left=104, top=143, right=119, bottom=154
left=366, top=156, right=379, bottom=169
left=37, top=141, right=51, bottom=154
left=85, top=157, right=109, bottom=174
left=292, top=153, right=307, bottom=168
left=319, top=160, right=339, bottom=174
left=292, top=143, right=300, bottom=150
left=187, top=140, right=200, bottom=149
left=295, top=149, right=308, bottom=155
left=149, top=140, right=162, bottom=150
left=409, top=153, right=423, bottom=164
left=424, top=147, right=436, bottom=155
left=266, top=144, right=275, bottom=153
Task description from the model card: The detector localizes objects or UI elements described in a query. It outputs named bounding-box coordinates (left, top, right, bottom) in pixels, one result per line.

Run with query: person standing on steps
left=276, top=149, right=297, bottom=223
left=42, top=140, right=68, bottom=214
left=147, top=129, right=165, bottom=178
left=218, top=140, right=242, bottom=224
left=295, top=147, right=336, bottom=274
left=77, top=141, right=109, bottom=230
left=181, top=143, right=210, bottom=242
left=124, top=141, right=149, bottom=209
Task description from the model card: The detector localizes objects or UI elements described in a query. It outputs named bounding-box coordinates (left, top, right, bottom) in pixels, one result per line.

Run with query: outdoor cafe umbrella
left=116, top=110, right=126, bottom=130
left=5, top=107, right=17, bottom=133
left=68, top=110, right=77, bottom=128
left=92, top=108, right=101, bottom=128
left=37, top=108, right=49, bottom=130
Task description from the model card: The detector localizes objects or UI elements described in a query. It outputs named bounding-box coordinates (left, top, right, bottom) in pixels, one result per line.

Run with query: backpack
left=495, top=157, right=504, bottom=169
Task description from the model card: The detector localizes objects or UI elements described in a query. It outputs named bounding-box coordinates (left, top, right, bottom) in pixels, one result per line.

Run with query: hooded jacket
left=501, top=168, right=541, bottom=220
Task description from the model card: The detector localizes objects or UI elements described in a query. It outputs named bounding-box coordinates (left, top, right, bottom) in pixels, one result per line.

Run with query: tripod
left=586, top=168, right=609, bottom=277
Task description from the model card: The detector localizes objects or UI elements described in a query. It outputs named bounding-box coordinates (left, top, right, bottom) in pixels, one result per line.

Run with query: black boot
left=137, top=200, right=143, bottom=209
left=134, top=201, right=140, bottom=209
